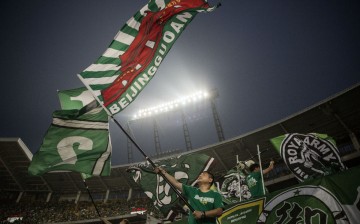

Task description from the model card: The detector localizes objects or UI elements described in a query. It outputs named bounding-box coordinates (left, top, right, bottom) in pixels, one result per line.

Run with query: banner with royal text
left=270, top=133, right=346, bottom=182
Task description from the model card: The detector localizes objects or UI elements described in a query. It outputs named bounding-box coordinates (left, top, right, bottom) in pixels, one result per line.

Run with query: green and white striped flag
left=28, top=101, right=111, bottom=177
left=78, top=0, right=218, bottom=115
left=270, top=133, right=346, bottom=182
left=128, top=153, right=214, bottom=220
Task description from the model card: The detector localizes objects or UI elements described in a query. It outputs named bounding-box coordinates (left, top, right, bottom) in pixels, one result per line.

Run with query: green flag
left=270, top=133, right=346, bottom=182
left=58, top=87, right=97, bottom=110
left=218, top=167, right=252, bottom=204
left=78, top=0, right=218, bottom=115
left=218, top=165, right=360, bottom=224
left=127, top=154, right=214, bottom=220
left=28, top=101, right=111, bottom=177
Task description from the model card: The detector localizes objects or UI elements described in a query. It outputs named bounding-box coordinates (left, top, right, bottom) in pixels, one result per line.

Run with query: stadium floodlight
left=132, top=90, right=209, bottom=120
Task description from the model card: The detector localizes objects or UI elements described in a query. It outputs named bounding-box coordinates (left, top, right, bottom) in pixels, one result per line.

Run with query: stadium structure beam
left=209, top=89, right=225, bottom=142
left=333, top=113, right=360, bottom=151
left=279, top=123, right=289, bottom=133
left=240, top=139, right=254, bottom=159
left=40, top=176, right=53, bottom=194
left=67, top=173, right=80, bottom=192
left=46, top=192, right=52, bottom=202
left=117, top=168, right=133, bottom=189
left=153, top=119, right=162, bottom=155
left=126, top=122, right=135, bottom=163
left=98, top=176, right=109, bottom=192
left=0, top=156, right=24, bottom=191
left=321, top=103, right=360, bottom=151
left=181, top=110, right=192, bottom=151
left=212, top=149, right=228, bottom=172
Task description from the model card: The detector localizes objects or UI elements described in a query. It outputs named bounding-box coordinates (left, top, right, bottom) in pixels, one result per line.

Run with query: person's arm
left=193, top=208, right=223, bottom=219
left=263, top=161, right=274, bottom=175
left=154, top=167, right=183, bottom=192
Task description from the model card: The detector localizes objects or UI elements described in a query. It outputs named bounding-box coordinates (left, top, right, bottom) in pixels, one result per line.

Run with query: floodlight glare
left=133, top=90, right=209, bottom=120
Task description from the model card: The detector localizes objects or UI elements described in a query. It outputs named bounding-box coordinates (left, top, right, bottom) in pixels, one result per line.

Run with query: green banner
left=28, top=102, right=111, bottom=177
left=218, top=168, right=252, bottom=204
left=217, top=165, right=360, bottom=224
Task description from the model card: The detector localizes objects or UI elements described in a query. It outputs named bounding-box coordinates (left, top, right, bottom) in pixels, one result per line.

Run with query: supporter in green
left=155, top=167, right=223, bottom=224
left=246, top=161, right=275, bottom=198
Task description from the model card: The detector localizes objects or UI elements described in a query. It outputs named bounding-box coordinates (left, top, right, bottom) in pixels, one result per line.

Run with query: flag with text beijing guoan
left=78, top=0, right=217, bottom=115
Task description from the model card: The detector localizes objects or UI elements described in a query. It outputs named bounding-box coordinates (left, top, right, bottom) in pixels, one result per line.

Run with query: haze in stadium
left=1, top=0, right=359, bottom=165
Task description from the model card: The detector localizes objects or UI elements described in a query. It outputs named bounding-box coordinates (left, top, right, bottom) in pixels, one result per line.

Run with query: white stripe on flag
left=204, top=157, right=214, bottom=172
left=114, top=31, right=135, bottom=45
left=155, top=0, right=166, bottom=10
left=92, top=135, right=112, bottom=175
left=85, top=107, right=103, bottom=115
left=84, top=64, right=120, bottom=72
left=146, top=40, right=155, bottom=49
left=140, top=5, right=149, bottom=16
left=103, top=48, right=124, bottom=58
left=53, top=118, right=109, bottom=130
left=84, top=75, right=119, bottom=85
left=126, top=17, right=141, bottom=31
left=93, top=90, right=101, bottom=97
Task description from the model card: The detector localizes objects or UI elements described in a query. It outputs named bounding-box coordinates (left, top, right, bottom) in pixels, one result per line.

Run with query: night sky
left=1, top=0, right=359, bottom=165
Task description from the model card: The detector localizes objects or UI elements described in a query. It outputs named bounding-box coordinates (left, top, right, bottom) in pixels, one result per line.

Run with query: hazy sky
left=1, top=0, right=359, bottom=165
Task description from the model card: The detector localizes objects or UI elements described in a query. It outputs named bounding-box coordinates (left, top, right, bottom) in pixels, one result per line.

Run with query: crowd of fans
left=0, top=197, right=162, bottom=224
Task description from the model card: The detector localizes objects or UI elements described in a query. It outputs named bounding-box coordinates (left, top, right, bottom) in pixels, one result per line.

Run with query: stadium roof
left=1, top=83, right=359, bottom=195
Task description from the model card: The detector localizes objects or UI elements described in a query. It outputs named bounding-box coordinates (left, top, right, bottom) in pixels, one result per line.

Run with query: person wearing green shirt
left=155, top=167, right=224, bottom=224
left=246, top=161, right=274, bottom=198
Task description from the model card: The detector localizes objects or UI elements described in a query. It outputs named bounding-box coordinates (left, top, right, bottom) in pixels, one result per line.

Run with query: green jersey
left=246, top=171, right=264, bottom=198
left=182, top=184, right=224, bottom=224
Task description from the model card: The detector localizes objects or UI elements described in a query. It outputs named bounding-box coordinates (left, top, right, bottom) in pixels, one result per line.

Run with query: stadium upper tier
left=1, top=83, right=359, bottom=195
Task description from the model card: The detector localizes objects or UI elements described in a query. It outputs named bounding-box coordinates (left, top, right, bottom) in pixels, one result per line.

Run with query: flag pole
left=77, top=75, right=196, bottom=212
left=257, top=144, right=266, bottom=196
left=236, top=155, right=242, bottom=202
left=230, top=148, right=269, bottom=171
left=82, top=179, right=102, bottom=218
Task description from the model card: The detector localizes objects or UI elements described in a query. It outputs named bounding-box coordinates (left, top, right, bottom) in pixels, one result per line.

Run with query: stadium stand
left=1, top=83, right=359, bottom=223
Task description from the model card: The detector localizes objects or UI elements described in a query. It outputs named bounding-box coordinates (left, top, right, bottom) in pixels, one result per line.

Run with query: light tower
left=209, top=89, right=225, bottom=142
left=127, top=89, right=224, bottom=162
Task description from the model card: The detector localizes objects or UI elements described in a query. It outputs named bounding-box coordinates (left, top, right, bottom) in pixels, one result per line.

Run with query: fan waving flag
left=78, top=0, right=218, bottom=115
left=28, top=101, right=112, bottom=177
left=127, top=153, right=214, bottom=221
left=270, top=133, right=346, bottom=182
